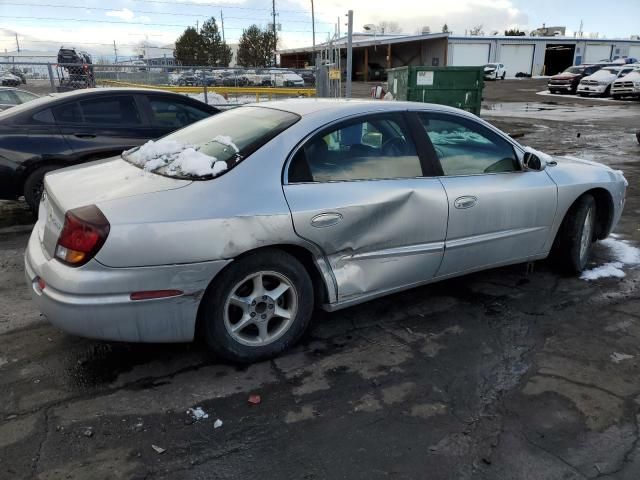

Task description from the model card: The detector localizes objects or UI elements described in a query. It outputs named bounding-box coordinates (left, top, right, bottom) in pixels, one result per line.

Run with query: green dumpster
left=386, top=66, right=484, bottom=116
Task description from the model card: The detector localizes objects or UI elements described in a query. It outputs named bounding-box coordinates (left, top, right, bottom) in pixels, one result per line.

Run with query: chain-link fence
left=0, top=61, right=318, bottom=107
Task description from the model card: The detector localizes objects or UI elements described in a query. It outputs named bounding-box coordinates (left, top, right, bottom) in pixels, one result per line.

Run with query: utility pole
left=311, top=0, right=316, bottom=65
left=15, top=33, right=20, bottom=52
left=272, top=0, right=277, bottom=66
left=196, top=20, right=199, bottom=31
left=346, top=10, right=353, bottom=98
left=113, top=40, right=118, bottom=63
left=221, top=10, right=225, bottom=43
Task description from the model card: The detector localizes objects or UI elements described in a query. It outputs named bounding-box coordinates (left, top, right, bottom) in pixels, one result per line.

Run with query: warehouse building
left=279, top=33, right=640, bottom=79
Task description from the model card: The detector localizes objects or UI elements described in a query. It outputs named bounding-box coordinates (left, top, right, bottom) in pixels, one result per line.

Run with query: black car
left=295, top=69, right=316, bottom=86
left=0, top=88, right=219, bottom=210
left=8, top=68, right=26, bottom=84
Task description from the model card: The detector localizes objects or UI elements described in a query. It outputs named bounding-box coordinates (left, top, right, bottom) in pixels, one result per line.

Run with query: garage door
left=628, top=46, right=640, bottom=60
left=498, top=44, right=534, bottom=77
left=584, top=44, right=612, bottom=63
left=450, top=43, right=490, bottom=66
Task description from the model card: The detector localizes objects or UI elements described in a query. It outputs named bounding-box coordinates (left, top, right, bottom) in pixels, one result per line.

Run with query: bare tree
left=376, top=21, right=402, bottom=34
left=469, top=24, right=484, bottom=36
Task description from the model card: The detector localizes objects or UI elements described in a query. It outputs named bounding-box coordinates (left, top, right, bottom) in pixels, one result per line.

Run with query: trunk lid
left=39, top=157, right=191, bottom=258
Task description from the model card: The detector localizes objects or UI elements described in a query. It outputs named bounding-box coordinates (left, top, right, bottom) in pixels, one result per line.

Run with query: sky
left=1, top=0, right=638, bottom=58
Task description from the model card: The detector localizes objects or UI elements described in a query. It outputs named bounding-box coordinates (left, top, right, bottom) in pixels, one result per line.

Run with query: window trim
left=417, top=111, right=526, bottom=178
left=284, top=111, right=430, bottom=185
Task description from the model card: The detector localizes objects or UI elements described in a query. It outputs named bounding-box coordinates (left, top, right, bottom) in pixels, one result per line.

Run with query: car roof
left=253, top=98, right=474, bottom=119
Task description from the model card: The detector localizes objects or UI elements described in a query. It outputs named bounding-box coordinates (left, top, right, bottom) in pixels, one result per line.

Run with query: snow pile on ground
left=581, top=237, right=640, bottom=281
left=187, top=92, right=228, bottom=105
left=125, top=139, right=228, bottom=178
left=611, top=352, right=634, bottom=363
left=187, top=407, right=209, bottom=420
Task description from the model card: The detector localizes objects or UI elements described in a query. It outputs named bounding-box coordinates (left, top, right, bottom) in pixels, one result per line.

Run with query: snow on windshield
left=124, top=139, right=229, bottom=178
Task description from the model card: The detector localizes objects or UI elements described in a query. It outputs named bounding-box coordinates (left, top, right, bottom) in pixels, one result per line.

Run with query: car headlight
left=634, top=81, right=640, bottom=87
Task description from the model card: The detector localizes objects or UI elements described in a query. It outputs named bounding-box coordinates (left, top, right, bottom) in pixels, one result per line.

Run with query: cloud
left=106, top=8, right=136, bottom=22
left=287, top=0, right=529, bottom=38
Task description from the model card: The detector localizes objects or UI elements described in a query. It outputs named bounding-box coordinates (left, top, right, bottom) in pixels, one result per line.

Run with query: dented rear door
left=283, top=112, right=449, bottom=303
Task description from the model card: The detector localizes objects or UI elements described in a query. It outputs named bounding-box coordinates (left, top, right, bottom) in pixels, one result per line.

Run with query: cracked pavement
left=1, top=79, right=640, bottom=479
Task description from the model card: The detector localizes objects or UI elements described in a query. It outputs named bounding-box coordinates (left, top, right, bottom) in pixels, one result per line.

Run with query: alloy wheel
left=223, top=271, right=298, bottom=347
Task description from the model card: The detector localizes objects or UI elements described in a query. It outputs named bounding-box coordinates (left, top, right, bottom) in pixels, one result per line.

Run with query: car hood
left=583, top=73, right=617, bottom=82
left=44, top=157, right=191, bottom=212
left=552, top=155, right=613, bottom=171
left=551, top=73, right=579, bottom=80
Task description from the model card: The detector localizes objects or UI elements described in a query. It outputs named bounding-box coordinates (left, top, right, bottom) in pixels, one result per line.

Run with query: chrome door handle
left=310, top=212, right=343, bottom=228
left=454, top=196, right=478, bottom=209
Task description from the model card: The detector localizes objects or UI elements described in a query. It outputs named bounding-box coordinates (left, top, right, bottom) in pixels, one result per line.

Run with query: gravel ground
left=1, top=79, right=640, bottom=479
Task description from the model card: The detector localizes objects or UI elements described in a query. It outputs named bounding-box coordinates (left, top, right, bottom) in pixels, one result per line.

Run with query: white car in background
left=611, top=70, right=640, bottom=99
left=270, top=70, right=305, bottom=87
left=577, top=66, right=638, bottom=97
left=484, top=63, right=506, bottom=80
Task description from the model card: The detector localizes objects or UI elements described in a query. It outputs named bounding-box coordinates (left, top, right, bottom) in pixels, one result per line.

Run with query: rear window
left=122, top=106, right=300, bottom=180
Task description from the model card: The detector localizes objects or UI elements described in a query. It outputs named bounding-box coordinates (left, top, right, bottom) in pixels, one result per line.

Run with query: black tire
left=200, top=249, right=314, bottom=363
left=552, top=194, right=597, bottom=274
left=501, top=72, right=506, bottom=80
left=602, top=86, right=611, bottom=98
left=612, top=94, right=621, bottom=100
left=24, top=165, right=61, bottom=212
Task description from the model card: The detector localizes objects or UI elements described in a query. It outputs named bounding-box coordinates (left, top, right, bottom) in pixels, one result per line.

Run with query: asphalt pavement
left=1, top=79, right=640, bottom=479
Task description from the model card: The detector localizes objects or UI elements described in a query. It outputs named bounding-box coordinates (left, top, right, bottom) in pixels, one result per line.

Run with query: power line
left=2, top=2, right=325, bottom=24
left=5, top=0, right=309, bottom=13
left=1, top=15, right=326, bottom=32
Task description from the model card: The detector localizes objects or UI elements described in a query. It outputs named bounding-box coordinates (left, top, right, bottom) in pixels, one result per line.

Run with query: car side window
left=418, top=113, right=519, bottom=176
left=31, top=108, right=55, bottom=124
left=79, top=96, right=141, bottom=125
left=52, top=102, right=82, bottom=124
left=148, top=98, right=211, bottom=128
left=288, top=115, right=422, bottom=183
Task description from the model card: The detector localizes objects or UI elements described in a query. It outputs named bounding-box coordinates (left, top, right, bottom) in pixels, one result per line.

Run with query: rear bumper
left=25, top=228, right=231, bottom=343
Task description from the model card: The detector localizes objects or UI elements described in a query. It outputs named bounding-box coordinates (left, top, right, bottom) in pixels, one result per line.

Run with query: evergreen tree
left=200, top=17, right=233, bottom=67
left=237, top=25, right=277, bottom=67
left=442, top=23, right=449, bottom=33
left=174, top=27, right=206, bottom=65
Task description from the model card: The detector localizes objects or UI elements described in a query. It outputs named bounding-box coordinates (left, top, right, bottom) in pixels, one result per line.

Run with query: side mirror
left=523, top=151, right=546, bottom=171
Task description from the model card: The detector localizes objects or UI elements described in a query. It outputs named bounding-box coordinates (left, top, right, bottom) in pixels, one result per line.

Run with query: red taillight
left=55, top=205, right=110, bottom=267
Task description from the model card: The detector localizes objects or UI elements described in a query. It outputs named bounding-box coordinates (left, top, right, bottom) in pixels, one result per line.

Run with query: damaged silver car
left=25, top=100, right=627, bottom=362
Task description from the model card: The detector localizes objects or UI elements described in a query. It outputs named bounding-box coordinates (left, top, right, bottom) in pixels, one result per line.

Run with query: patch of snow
left=601, top=238, right=640, bottom=265
left=187, top=92, right=228, bottom=106
left=125, top=139, right=227, bottom=178
left=187, top=407, right=209, bottom=420
left=213, top=135, right=239, bottom=153
left=611, top=352, right=634, bottom=363
left=580, top=262, right=625, bottom=281
left=214, top=419, right=223, bottom=429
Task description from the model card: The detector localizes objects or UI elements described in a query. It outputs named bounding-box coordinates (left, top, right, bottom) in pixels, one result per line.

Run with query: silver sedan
left=25, top=100, right=627, bottom=362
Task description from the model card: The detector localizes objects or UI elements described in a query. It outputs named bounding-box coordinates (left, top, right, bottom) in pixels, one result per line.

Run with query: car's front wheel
left=553, top=194, right=597, bottom=273
left=200, top=249, right=314, bottom=363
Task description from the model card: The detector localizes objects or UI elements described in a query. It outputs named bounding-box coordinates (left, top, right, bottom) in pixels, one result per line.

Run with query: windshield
left=594, top=68, right=618, bottom=76
left=122, top=106, right=300, bottom=180
left=563, top=67, right=583, bottom=74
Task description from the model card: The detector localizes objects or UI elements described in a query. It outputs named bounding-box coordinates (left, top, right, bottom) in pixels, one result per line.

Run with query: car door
left=53, top=94, right=152, bottom=161
left=141, top=95, right=216, bottom=138
left=415, top=112, right=558, bottom=277
left=283, top=112, right=449, bottom=303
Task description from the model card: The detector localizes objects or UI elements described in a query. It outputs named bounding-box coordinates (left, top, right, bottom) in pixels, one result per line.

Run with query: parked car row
left=548, top=62, right=640, bottom=99
left=169, top=69, right=314, bottom=88
left=0, top=87, right=39, bottom=111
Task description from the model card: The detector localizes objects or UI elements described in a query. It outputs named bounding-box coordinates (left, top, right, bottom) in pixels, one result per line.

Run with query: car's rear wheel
left=24, top=165, right=61, bottom=212
left=501, top=72, right=506, bottom=80
left=200, top=249, right=314, bottom=363
left=553, top=194, right=597, bottom=274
